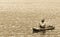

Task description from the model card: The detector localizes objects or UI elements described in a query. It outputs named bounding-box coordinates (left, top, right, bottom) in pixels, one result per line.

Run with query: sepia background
left=0, top=0, right=60, bottom=37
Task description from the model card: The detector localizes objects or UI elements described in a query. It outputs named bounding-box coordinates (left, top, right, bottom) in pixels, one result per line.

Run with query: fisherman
left=39, top=19, right=46, bottom=28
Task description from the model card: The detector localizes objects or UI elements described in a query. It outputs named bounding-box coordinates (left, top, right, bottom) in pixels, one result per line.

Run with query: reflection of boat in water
left=33, top=25, right=55, bottom=33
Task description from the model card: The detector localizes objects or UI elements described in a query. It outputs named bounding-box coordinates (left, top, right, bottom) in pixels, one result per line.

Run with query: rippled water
left=0, top=12, right=60, bottom=37
left=0, top=0, right=60, bottom=37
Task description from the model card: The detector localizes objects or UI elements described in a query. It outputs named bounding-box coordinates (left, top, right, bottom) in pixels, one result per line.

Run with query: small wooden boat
left=33, top=25, right=55, bottom=33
